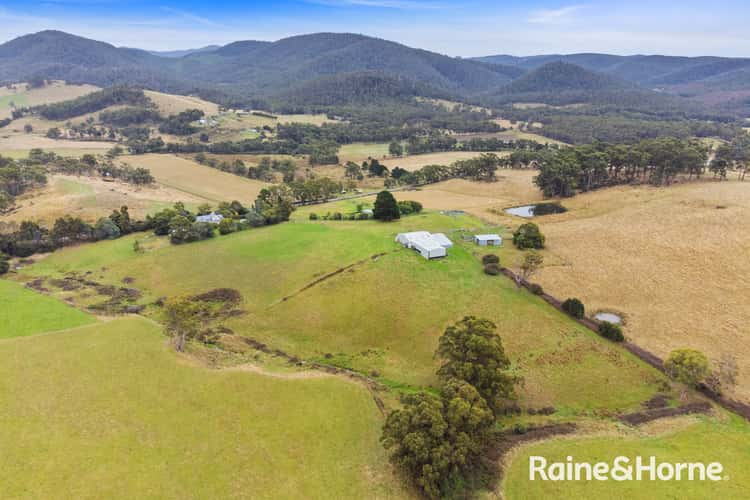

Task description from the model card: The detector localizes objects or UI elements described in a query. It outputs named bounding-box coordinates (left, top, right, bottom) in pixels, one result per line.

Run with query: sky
left=0, top=0, right=749, bottom=57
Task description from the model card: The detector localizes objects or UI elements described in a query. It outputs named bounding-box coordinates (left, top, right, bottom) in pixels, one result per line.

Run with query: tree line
left=532, top=137, right=745, bottom=197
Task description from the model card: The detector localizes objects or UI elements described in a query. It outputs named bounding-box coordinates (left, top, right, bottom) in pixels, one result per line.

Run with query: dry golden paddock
left=524, top=180, right=750, bottom=402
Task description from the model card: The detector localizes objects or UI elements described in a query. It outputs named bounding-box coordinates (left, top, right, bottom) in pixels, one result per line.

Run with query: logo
left=529, top=456, right=724, bottom=481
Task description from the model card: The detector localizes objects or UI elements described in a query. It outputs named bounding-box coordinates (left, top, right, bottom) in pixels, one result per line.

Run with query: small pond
left=504, top=202, right=567, bottom=218
left=595, top=312, right=623, bottom=324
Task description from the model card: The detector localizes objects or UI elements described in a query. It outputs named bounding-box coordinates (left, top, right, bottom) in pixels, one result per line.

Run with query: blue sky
left=1, top=0, right=748, bottom=57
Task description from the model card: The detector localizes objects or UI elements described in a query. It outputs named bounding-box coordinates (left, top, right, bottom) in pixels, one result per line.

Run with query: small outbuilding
left=474, top=234, right=502, bottom=246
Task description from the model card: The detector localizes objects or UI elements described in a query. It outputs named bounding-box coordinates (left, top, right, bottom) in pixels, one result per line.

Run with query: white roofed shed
left=474, top=234, right=502, bottom=246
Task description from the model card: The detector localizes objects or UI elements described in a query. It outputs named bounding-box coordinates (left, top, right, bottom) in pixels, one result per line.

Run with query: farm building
left=474, top=234, right=502, bottom=246
left=196, top=212, right=224, bottom=224
left=395, top=231, right=453, bottom=259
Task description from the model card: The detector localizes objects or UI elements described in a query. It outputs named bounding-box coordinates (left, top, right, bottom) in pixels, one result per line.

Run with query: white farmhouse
left=395, top=231, right=453, bottom=259
left=474, top=234, right=502, bottom=246
left=196, top=212, right=224, bottom=224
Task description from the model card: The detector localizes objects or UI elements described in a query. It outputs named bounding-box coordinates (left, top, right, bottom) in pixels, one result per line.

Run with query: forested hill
left=502, top=62, right=632, bottom=94
left=475, top=52, right=750, bottom=112
left=0, top=31, right=522, bottom=102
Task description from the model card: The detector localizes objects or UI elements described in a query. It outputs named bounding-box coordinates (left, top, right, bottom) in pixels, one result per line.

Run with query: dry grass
left=530, top=180, right=750, bottom=402
left=3, top=174, right=205, bottom=225
left=0, top=81, right=99, bottom=119
left=381, top=151, right=510, bottom=171
left=144, top=90, right=219, bottom=116
left=125, top=153, right=270, bottom=203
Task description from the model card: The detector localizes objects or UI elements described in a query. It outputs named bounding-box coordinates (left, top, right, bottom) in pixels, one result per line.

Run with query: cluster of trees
left=664, top=349, right=738, bottom=399
left=534, top=138, right=714, bottom=197
left=0, top=155, right=47, bottom=211
left=287, top=177, right=342, bottom=203
left=382, top=317, right=519, bottom=498
left=158, top=109, right=204, bottom=136
left=712, top=134, right=750, bottom=181
left=99, top=106, right=162, bottom=126
left=496, top=105, right=741, bottom=145
left=195, top=154, right=297, bottom=182
left=26, top=87, right=151, bottom=121
left=386, top=153, right=505, bottom=188
left=0, top=206, right=144, bottom=257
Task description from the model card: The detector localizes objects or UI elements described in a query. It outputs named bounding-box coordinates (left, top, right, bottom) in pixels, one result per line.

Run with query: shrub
left=484, top=263, right=501, bottom=275
left=598, top=321, right=624, bottom=342
left=528, top=283, right=544, bottom=295
left=218, top=218, right=237, bottom=235
left=531, top=202, right=566, bottom=216
left=357, top=212, right=370, bottom=220
left=482, top=254, right=499, bottom=265
left=561, top=298, right=585, bottom=319
left=332, top=212, right=343, bottom=220
left=513, top=222, right=545, bottom=249
left=0, top=254, right=9, bottom=275
left=397, top=200, right=423, bottom=216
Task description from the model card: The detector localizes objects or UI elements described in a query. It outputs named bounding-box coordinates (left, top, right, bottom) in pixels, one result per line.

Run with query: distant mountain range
left=149, top=46, right=221, bottom=58
left=0, top=30, right=748, bottom=114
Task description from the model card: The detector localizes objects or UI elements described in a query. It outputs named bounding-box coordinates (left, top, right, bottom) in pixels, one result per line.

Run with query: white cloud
left=306, top=0, right=445, bottom=9
left=528, top=4, right=586, bottom=24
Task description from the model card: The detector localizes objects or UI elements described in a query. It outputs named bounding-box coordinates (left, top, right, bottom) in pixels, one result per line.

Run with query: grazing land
left=125, top=153, right=271, bottom=202
left=381, top=151, right=510, bottom=171
left=0, top=315, right=403, bottom=499
left=528, top=180, right=750, bottom=402
left=0, top=280, right=96, bottom=339
left=18, top=210, right=664, bottom=411
left=0, top=81, right=99, bottom=119
left=3, top=174, right=204, bottom=225
left=143, top=90, right=219, bottom=116
left=503, top=415, right=750, bottom=499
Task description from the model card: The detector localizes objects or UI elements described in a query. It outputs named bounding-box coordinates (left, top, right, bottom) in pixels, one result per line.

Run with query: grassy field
left=0, top=81, right=99, bottom=119
left=0, top=315, right=404, bottom=499
left=144, top=90, right=219, bottom=116
left=503, top=414, right=750, bottom=499
left=0, top=280, right=96, bottom=339
left=339, top=142, right=394, bottom=163
left=527, top=180, right=750, bottom=403
left=125, top=153, right=270, bottom=203
left=20, top=209, right=665, bottom=413
left=381, top=151, right=510, bottom=171
left=4, top=174, right=204, bottom=225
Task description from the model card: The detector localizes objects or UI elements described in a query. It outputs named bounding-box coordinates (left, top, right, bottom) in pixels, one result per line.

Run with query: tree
left=381, top=379, right=494, bottom=499
left=109, top=206, right=132, bottom=234
left=436, top=316, right=518, bottom=413
left=163, top=294, right=210, bottom=352
left=389, top=141, right=404, bottom=157
left=0, top=253, right=9, bottom=275
left=513, top=222, right=545, bottom=249
left=561, top=298, right=585, bottom=319
left=46, top=127, right=62, bottom=139
left=23, top=124, right=33, bottom=134
left=373, top=190, right=400, bottom=221
left=598, top=321, right=624, bottom=342
left=664, top=349, right=709, bottom=399
left=515, top=252, right=543, bottom=287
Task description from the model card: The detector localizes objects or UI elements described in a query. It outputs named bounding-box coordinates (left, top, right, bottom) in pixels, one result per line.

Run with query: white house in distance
left=396, top=231, right=453, bottom=259
left=196, top=212, right=224, bottom=224
left=474, top=234, right=502, bottom=246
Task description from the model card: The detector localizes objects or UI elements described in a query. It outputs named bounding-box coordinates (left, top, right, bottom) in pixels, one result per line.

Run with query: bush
left=0, top=254, right=9, bottom=275
left=482, top=254, right=499, bottom=265
left=528, top=283, right=544, bottom=295
left=598, top=321, right=624, bottom=342
left=373, top=191, right=400, bottom=221
left=531, top=202, right=567, bottom=216
left=513, top=222, right=545, bottom=249
left=218, top=218, right=237, bottom=235
left=357, top=212, right=370, bottom=220
left=309, top=213, right=318, bottom=220
left=484, top=263, right=501, bottom=275
left=561, top=298, right=585, bottom=319
left=332, top=212, right=343, bottom=220
left=397, top=200, right=423, bottom=216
